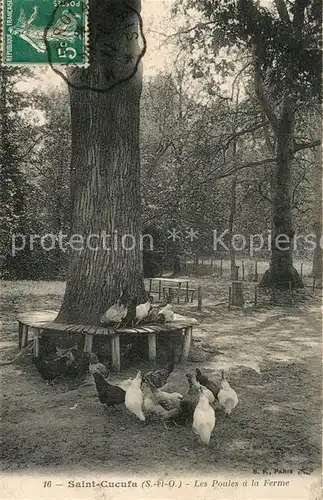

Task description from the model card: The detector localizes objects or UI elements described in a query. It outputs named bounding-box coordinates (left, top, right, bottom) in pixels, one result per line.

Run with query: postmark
left=46, top=1, right=147, bottom=93
left=2, top=0, right=88, bottom=65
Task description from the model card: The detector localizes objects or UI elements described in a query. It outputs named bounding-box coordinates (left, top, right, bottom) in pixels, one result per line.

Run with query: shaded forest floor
left=0, top=276, right=322, bottom=475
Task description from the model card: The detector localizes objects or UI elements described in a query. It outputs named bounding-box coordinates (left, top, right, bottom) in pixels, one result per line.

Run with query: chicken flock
left=99, top=288, right=182, bottom=327
left=89, top=357, right=239, bottom=446
left=32, top=345, right=238, bottom=446
left=31, top=288, right=237, bottom=446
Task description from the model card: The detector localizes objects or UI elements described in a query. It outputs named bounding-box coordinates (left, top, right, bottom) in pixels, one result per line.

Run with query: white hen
left=135, top=296, right=153, bottom=324
left=217, top=370, right=239, bottom=416
left=153, top=389, right=183, bottom=410
left=125, top=371, right=145, bottom=421
left=143, top=396, right=168, bottom=417
left=157, top=303, right=174, bottom=322
left=192, top=388, right=216, bottom=445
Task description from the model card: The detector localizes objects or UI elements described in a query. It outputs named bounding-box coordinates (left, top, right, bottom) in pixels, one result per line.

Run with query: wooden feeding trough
left=17, top=310, right=195, bottom=373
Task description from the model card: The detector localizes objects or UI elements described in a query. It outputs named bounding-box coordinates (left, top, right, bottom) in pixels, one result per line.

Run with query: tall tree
left=57, top=0, right=146, bottom=324
left=311, top=144, right=322, bottom=282
left=0, top=67, right=31, bottom=279
left=174, top=0, right=321, bottom=288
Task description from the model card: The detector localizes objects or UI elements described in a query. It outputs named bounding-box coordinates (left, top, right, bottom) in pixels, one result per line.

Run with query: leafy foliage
left=174, top=0, right=321, bottom=101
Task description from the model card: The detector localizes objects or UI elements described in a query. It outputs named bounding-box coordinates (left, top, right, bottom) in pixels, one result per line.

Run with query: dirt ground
left=0, top=275, right=322, bottom=475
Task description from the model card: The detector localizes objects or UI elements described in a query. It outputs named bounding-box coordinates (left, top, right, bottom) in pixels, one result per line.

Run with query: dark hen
left=65, top=350, right=91, bottom=378
left=196, top=368, right=220, bottom=398
left=32, top=352, right=73, bottom=385
left=89, top=353, right=109, bottom=378
left=93, top=372, right=125, bottom=406
left=144, top=362, right=174, bottom=388
left=163, top=373, right=199, bottom=425
left=120, top=297, right=138, bottom=327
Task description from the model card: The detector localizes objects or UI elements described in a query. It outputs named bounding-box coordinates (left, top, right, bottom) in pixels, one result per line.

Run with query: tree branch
left=253, top=49, right=279, bottom=133
left=294, top=138, right=321, bottom=152
left=16, top=134, right=44, bottom=161
left=274, top=0, right=291, bottom=23
left=193, top=156, right=277, bottom=189
left=258, top=182, right=274, bottom=204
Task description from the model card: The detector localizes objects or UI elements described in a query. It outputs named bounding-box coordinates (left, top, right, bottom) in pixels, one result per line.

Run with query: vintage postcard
left=0, top=0, right=321, bottom=499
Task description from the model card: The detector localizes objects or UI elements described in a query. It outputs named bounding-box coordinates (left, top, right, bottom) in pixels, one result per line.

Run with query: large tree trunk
left=229, top=175, right=237, bottom=280
left=57, top=0, right=145, bottom=324
left=261, top=97, right=303, bottom=289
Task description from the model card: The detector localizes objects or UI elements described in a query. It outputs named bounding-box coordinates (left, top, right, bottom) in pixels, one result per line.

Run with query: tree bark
left=229, top=175, right=237, bottom=279
left=57, top=0, right=145, bottom=324
left=261, top=97, right=303, bottom=289
left=310, top=145, right=322, bottom=283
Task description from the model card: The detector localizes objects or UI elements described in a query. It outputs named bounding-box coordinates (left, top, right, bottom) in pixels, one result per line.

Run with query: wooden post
left=300, top=262, right=303, bottom=277
left=147, top=333, right=157, bottom=362
left=231, top=281, right=245, bottom=307
left=210, top=258, right=213, bottom=270
left=255, top=261, right=258, bottom=281
left=220, top=258, right=223, bottom=277
left=228, top=286, right=232, bottom=310
left=185, top=281, right=189, bottom=303
left=273, top=284, right=276, bottom=303
left=158, top=280, right=162, bottom=300
left=235, top=265, right=239, bottom=281
left=242, top=260, right=245, bottom=281
left=288, top=281, right=293, bottom=305
left=313, top=277, right=316, bottom=292
left=254, top=285, right=258, bottom=306
left=177, top=282, right=181, bottom=304
left=21, top=324, right=29, bottom=348
left=33, top=328, right=40, bottom=357
left=18, top=321, right=23, bottom=350
left=148, top=279, right=152, bottom=294
left=184, top=256, right=187, bottom=273
left=201, top=257, right=204, bottom=266
left=83, top=333, right=93, bottom=353
left=181, top=326, right=192, bottom=362
left=197, top=285, right=202, bottom=311
left=111, top=335, right=121, bottom=373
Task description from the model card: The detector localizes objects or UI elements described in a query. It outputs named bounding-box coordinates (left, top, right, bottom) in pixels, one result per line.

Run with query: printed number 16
left=43, top=481, right=52, bottom=488
left=57, top=42, right=76, bottom=59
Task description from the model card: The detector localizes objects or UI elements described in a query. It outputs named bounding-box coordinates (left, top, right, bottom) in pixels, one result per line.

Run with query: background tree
left=174, top=0, right=321, bottom=288
left=0, top=67, right=40, bottom=279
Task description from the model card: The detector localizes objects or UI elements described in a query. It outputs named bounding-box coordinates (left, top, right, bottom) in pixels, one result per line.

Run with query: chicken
left=179, top=373, right=200, bottom=422
left=135, top=296, right=153, bottom=324
left=93, top=372, right=125, bottom=407
left=89, top=353, right=109, bottom=378
left=196, top=368, right=220, bottom=399
left=190, top=373, right=215, bottom=404
left=54, top=345, right=90, bottom=379
left=125, top=371, right=145, bottom=421
left=145, top=379, right=183, bottom=410
left=65, top=350, right=91, bottom=378
left=100, top=299, right=127, bottom=326
left=143, top=395, right=168, bottom=418
left=156, top=303, right=174, bottom=323
left=172, top=313, right=198, bottom=325
left=163, top=373, right=199, bottom=425
left=118, top=378, right=133, bottom=391
left=141, top=307, right=159, bottom=324
left=217, top=370, right=239, bottom=416
left=32, top=351, right=74, bottom=385
left=192, top=387, right=216, bottom=445
left=55, top=343, right=78, bottom=357
left=144, top=362, right=174, bottom=388
left=120, top=297, right=138, bottom=327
